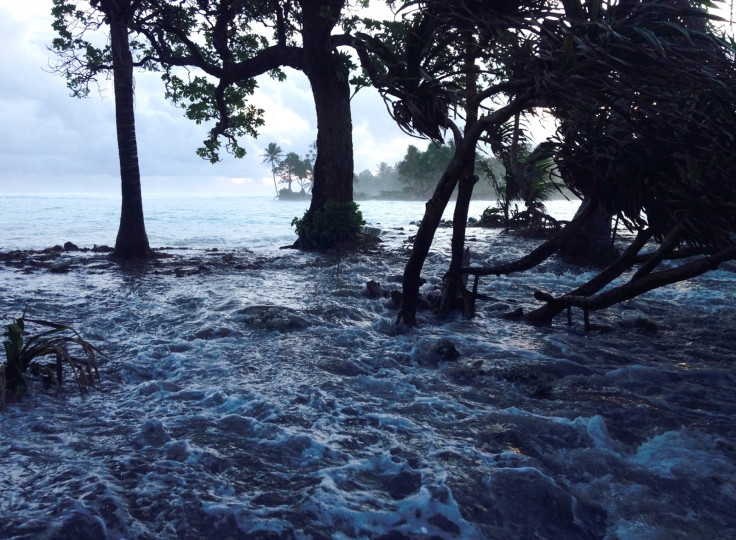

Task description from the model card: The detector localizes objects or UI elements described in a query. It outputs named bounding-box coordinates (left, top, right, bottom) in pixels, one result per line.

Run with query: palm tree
left=261, top=142, right=283, bottom=197
left=105, top=0, right=152, bottom=259
left=51, top=0, right=152, bottom=259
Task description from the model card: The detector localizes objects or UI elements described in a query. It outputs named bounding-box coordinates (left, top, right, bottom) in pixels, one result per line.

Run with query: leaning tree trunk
left=297, top=0, right=353, bottom=248
left=440, top=43, right=479, bottom=316
left=398, top=145, right=473, bottom=326
left=108, top=1, right=151, bottom=259
left=439, top=171, right=478, bottom=316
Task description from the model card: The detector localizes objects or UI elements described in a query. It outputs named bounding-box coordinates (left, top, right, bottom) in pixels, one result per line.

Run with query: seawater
left=0, top=195, right=577, bottom=252
left=0, top=195, right=734, bottom=539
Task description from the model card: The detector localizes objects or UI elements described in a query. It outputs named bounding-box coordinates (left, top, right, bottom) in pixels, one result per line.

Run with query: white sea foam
left=0, top=195, right=734, bottom=538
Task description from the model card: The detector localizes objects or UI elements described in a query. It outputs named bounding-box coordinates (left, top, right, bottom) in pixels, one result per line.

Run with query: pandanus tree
left=363, top=0, right=736, bottom=326
left=51, top=0, right=153, bottom=259
left=137, top=0, right=379, bottom=249
left=519, top=0, right=736, bottom=324
left=356, top=0, right=551, bottom=325
left=445, top=0, right=736, bottom=326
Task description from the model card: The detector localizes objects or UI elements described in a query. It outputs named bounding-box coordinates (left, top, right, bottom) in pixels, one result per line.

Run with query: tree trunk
left=559, top=195, right=615, bottom=266
left=440, top=172, right=478, bottom=315
left=108, top=1, right=151, bottom=259
left=440, top=40, right=479, bottom=316
left=298, top=0, right=353, bottom=247
left=524, top=227, right=653, bottom=324
left=398, top=147, right=472, bottom=326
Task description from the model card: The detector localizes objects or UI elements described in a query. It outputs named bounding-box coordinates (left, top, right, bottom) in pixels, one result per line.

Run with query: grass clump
left=2, top=312, right=101, bottom=409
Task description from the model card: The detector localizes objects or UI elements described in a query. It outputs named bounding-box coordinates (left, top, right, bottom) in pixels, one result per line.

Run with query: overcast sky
left=5, top=2, right=728, bottom=199
left=0, top=0, right=420, bottom=197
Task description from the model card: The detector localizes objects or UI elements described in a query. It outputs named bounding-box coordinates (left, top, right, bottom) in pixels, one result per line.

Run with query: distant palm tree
left=261, top=142, right=283, bottom=196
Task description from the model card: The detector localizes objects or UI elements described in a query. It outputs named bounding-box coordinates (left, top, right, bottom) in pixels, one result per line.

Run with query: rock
left=365, top=280, right=382, bottom=298
left=384, top=470, right=422, bottom=500
left=239, top=305, right=309, bottom=332
left=63, top=241, right=79, bottom=251
left=501, top=307, right=524, bottom=319
left=363, top=226, right=382, bottom=238
left=133, top=419, right=171, bottom=447
left=49, top=259, right=72, bottom=273
left=56, top=510, right=105, bottom=540
left=433, top=339, right=459, bottom=360
left=92, top=245, right=113, bottom=253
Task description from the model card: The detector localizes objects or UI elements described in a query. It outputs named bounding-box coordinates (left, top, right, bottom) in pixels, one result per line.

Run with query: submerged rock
left=239, top=305, right=309, bottom=332
left=433, top=339, right=459, bottom=360
left=384, top=470, right=422, bottom=500
left=365, top=280, right=382, bottom=298
left=133, top=419, right=171, bottom=448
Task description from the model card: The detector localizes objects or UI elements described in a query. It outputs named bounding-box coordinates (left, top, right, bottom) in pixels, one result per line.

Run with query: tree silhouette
left=51, top=0, right=152, bottom=259
left=261, top=142, right=283, bottom=197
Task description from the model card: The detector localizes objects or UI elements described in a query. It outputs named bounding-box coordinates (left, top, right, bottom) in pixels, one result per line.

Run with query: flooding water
left=0, top=196, right=735, bottom=539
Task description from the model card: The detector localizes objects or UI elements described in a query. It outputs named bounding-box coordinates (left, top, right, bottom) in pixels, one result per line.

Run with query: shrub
left=292, top=201, right=366, bottom=250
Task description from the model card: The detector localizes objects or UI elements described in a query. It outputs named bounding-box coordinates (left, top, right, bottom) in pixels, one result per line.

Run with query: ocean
left=1, top=194, right=735, bottom=539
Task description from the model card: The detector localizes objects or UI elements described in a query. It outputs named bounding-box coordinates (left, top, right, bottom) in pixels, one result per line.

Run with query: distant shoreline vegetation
left=276, top=188, right=311, bottom=201
left=354, top=190, right=578, bottom=202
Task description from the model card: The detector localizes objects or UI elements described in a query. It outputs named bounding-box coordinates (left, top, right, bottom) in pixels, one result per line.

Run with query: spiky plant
left=2, top=313, right=102, bottom=408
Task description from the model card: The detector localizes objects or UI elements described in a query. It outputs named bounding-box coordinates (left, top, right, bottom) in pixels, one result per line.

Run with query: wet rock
left=165, top=440, right=190, bottom=461
left=133, top=419, right=171, bottom=447
left=363, top=226, right=382, bottom=237
left=384, top=470, right=422, bottom=500
left=191, top=326, right=233, bottom=339
left=240, top=305, right=309, bottom=332
left=502, top=307, right=524, bottom=319
left=56, top=511, right=105, bottom=540
left=433, top=339, right=459, bottom=361
left=49, top=259, right=72, bottom=273
left=366, top=280, right=382, bottom=298
left=390, top=289, right=403, bottom=306
left=63, top=241, right=79, bottom=251
left=91, top=245, right=113, bottom=253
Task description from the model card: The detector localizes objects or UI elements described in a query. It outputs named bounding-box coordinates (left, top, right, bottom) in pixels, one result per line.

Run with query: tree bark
left=440, top=172, right=478, bottom=315
left=297, top=0, right=353, bottom=247
left=107, top=1, right=151, bottom=259
left=398, top=145, right=473, bottom=326
left=440, top=38, right=479, bottom=316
